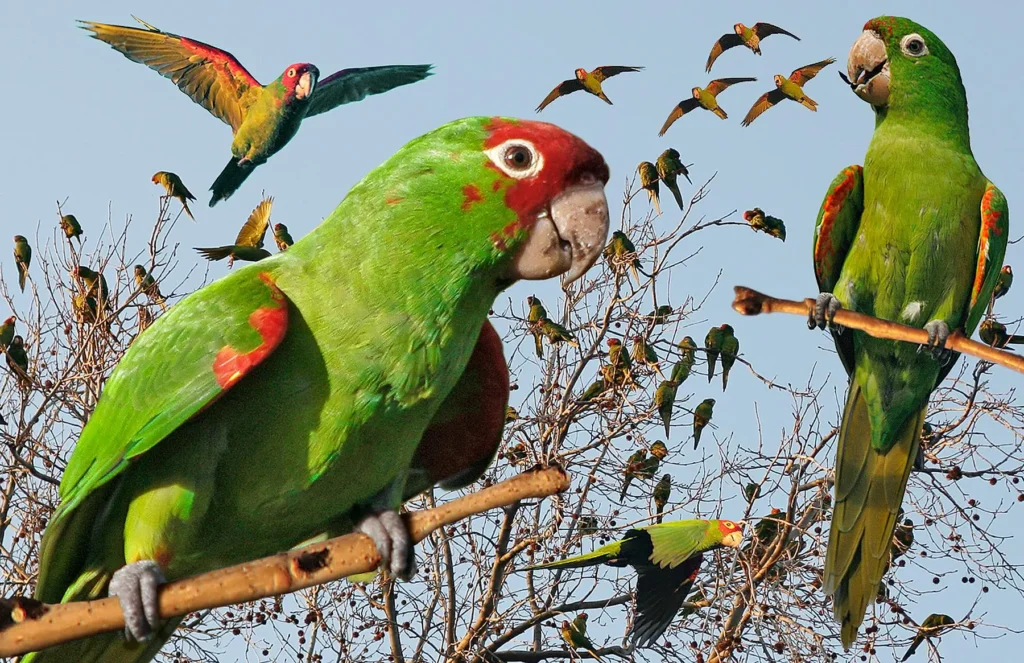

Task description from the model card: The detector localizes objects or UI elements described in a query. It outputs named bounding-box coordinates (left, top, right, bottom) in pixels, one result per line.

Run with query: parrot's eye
left=900, top=34, right=928, bottom=57
left=287, top=67, right=297, bottom=78
left=485, top=139, right=544, bottom=179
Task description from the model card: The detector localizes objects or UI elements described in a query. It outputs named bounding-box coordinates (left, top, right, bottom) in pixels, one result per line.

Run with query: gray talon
left=358, top=510, right=415, bottom=580
left=109, top=560, right=165, bottom=642
left=811, top=293, right=842, bottom=330
left=923, top=320, right=951, bottom=361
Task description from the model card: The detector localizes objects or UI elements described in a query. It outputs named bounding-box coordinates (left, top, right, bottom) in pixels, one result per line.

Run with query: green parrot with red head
left=81, top=17, right=432, bottom=206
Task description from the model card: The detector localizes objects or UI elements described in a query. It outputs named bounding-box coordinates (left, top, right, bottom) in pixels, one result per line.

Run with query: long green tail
left=823, top=380, right=925, bottom=649
left=523, top=540, right=620, bottom=571
left=209, top=157, right=254, bottom=207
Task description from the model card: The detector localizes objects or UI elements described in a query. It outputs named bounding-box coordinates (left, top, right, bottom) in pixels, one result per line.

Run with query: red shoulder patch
left=180, top=37, right=259, bottom=87
left=212, top=273, right=288, bottom=389
left=971, top=186, right=1006, bottom=309
left=814, top=165, right=862, bottom=281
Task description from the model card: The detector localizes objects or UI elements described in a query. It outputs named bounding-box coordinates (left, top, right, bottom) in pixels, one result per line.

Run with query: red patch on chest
left=461, top=184, right=484, bottom=211
left=212, top=273, right=288, bottom=389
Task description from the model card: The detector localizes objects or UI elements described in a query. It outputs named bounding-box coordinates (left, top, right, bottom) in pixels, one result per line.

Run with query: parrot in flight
left=81, top=17, right=433, bottom=206
left=152, top=171, right=197, bottom=220
left=22, top=116, right=610, bottom=663
left=705, top=22, right=800, bottom=72
left=535, top=66, right=643, bottom=112
left=195, top=196, right=275, bottom=267
left=741, top=58, right=836, bottom=127
left=524, top=519, right=744, bottom=647
left=658, top=77, right=757, bottom=135
left=811, top=17, right=1009, bottom=649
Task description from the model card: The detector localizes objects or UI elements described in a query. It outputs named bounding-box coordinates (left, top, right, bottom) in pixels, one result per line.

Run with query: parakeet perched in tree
left=693, top=398, right=715, bottom=449
left=578, top=515, right=599, bottom=537
left=654, top=380, right=678, bottom=437
left=22, top=116, right=610, bottom=663
left=890, top=513, right=914, bottom=563
left=272, top=223, right=294, bottom=252
left=901, top=613, right=955, bottom=661
left=60, top=214, right=83, bottom=243
left=642, top=441, right=669, bottom=478
left=637, top=161, right=661, bottom=215
left=527, top=295, right=548, bottom=324
left=656, top=148, right=691, bottom=211
left=989, top=264, right=1012, bottom=315
left=631, top=335, right=664, bottom=378
left=83, top=18, right=433, bottom=205
left=195, top=196, right=274, bottom=268
left=811, top=17, right=1009, bottom=648
left=978, top=319, right=1023, bottom=348
left=647, top=305, right=673, bottom=325
left=580, top=378, right=609, bottom=403
left=652, top=474, right=671, bottom=523
left=601, top=337, right=632, bottom=387
left=671, top=337, right=697, bottom=384
left=620, top=448, right=648, bottom=501
left=0, top=316, right=15, bottom=349
left=535, top=319, right=578, bottom=358
left=536, top=66, right=643, bottom=112
left=741, top=58, right=836, bottom=127
left=704, top=324, right=729, bottom=383
left=706, top=22, right=800, bottom=72
left=603, top=230, right=643, bottom=284
left=743, top=207, right=787, bottom=241
left=524, top=519, right=744, bottom=647
left=720, top=327, right=739, bottom=391
left=72, top=291, right=100, bottom=325
left=561, top=613, right=604, bottom=662
left=152, top=172, right=196, bottom=220
left=659, top=78, right=757, bottom=135
left=134, top=265, right=167, bottom=311
left=6, top=335, right=28, bottom=387
left=13, top=235, right=31, bottom=292
left=73, top=266, right=112, bottom=311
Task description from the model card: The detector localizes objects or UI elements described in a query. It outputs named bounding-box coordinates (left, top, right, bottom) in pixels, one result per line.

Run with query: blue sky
left=2, top=0, right=1022, bottom=659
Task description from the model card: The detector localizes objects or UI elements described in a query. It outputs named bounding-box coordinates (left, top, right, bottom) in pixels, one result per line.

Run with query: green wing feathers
left=645, top=520, right=711, bottom=568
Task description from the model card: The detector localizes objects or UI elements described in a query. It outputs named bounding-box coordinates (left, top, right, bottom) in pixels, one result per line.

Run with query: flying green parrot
left=978, top=318, right=1023, bottom=348
left=743, top=207, right=787, bottom=241
left=720, top=327, right=739, bottom=391
left=61, top=214, right=84, bottom=243
left=535, top=66, right=643, bottom=112
left=73, top=266, right=112, bottom=311
left=693, top=398, right=715, bottom=449
left=654, top=380, right=678, bottom=437
left=647, top=305, right=673, bottom=325
left=524, top=519, right=744, bottom=647
left=195, top=196, right=275, bottom=267
left=704, top=324, right=729, bottom=383
left=900, top=613, right=955, bottom=661
left=22, top=116, right=610, bottom=663
left=561, top=613, right=604, bottom=662
left=741, top=58, right=836, bottom=127
left=272, top=223, right=294, bottom=252
left=656, top=148, right=691, bottom=211
left=6, top=335, right=29, bottom=387
left=601, top=337, right=633, bottom=387
left=652, top=474, right=671, bottom=523
left=83, top=18, right=433, bottom=205
left=151, top=172, right=196, bottom=221
left=13, top=235, right=31, bottom=292
left=705, top=22, right=800, bottom=72
left=658, top=77, right=757, bottom=135
left=637, top=161, right=661, bottom=215
left=812, top=17, right=1008, bottom=648
left=620, top=448, right=648, bottom=501
left=0, top=316, right=15, bottom=349
left=671, top=337, right=697, bottom=384
left=134, top=265, right=167, bottom=311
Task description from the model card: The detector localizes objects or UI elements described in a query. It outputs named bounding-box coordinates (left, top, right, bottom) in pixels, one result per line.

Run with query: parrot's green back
left=813, top=17, right=1008, bottom=648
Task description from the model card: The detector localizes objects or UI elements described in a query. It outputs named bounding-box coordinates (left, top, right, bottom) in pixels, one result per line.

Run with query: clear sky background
left=2, top=0, right=1022, bottom=660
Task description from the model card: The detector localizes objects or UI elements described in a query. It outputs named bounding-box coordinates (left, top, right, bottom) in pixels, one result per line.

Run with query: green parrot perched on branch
left=23, top=117, right=610, bottom=663
left=811, top=17, right=1008, bottom=648
left=81, top=17, right=433, bottom=205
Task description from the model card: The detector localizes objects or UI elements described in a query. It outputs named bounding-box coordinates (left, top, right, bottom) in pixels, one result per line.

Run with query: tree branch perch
left=732, top=286, right=1024, bottom=374
left=0, top=466, right=570, bottom=658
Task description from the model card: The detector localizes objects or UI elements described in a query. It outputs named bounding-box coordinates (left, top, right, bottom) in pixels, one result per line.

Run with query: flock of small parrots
left=0, top=12, right=1015, bottom=663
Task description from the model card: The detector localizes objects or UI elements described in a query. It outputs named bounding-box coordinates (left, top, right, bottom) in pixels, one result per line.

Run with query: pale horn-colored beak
left=295, top=69, right=318, bottom=100
left=722, top=529, right=745, bottom=548
left=845, top=30, right=889, bottom=107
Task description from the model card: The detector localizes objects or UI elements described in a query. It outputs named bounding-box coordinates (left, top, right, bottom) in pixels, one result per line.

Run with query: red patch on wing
left=212, top=273, right=288, bottom=389
left=386, top=196, right=403, bottom=206
left=813, top=166, right=861, bottom=282
left=971, top=186, right=1005, bottom=308
left=180, top=37, right=259, bottom=87
left=462, top=184, right=484, bottom=211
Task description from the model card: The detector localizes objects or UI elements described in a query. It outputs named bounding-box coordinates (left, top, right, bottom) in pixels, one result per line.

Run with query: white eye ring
left=900, top=33, right=928, bottom=57
left=288, top=68, right=297, bottom=77
left=484, top=139, right=544, bottom=180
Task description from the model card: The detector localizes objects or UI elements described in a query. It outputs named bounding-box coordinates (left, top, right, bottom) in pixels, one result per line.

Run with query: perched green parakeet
left=580, top=378, right=609, bottom=403
left=719, top=327, right=739, bottom=391
left=743, top=207, right=787, bottom=241
left=693, top=398, right=715, bottom=449
left=134, top=265, right=167, bottom=311
left=652, top=474, right=671, bottom=523
left=0, top=316, right=15, bottom=349
left=620, top=448, right=648, bottom=501
left=13, top=235, right=31, bottom=292
left=656, top=148, right=691, bottom=211
left=891, top=513, right=914, bottom=563
left=72, top=291, right=100, bottom=325
left=602, top=230, right=642, bottom=284
left=658, top=77, right=757, bottom=135
left=524, top=519, right=744, bottom=647
left=535, top=66, right=643, bottom=112
left=152, top=172, right=196, bottom=221
left=654, top=380, right=678, bottom=437
left=992, top=265, right=1012, bottom=300
left=195, top=196, right=274, bottom=268
left=705, top=22, right=800, bottom=72
left=23, top=117, right=610, bottom=663
left=671, top=336, right=697, bottom=384
left=743, top=482, right=760, bottom=503
left=6, top=335, right=28, bottom=387
left=504, top=406, right=518, bottom=424
left=84, top=18, right=433, bottom=205
left=704, top=324, right=730, bottom=382
left=741, top=58, right=835, bottom=127
left=637, top=161, right=661, bottom=215
left=561, top=613, right=604, bottom=662
left=812, top=17, right=1009, bottom=648
left=631, top=335, right=664, bottom=378
left=601, top=337, right=633, bottom=387
left=647, top=305, right=673, bottom=325
left=73, top=266, right=112, bottom=311
left=978, top=318, right=1023, bottom=348
left=272, top=223, right=294, bottom=252
left=901, top=613, right=955, bottom=661
left=535, top=319, right=578, bottom=357
left=61, top=214, right=83, bottom=243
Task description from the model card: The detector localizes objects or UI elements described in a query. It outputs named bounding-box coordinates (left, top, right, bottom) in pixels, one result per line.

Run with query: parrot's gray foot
left=108, top=560, right=165, bottom=642
left=357, top=510, right=415, bottom=580
left=919, top=320, right=952, bottom=361
left=808, top=293, right=842, bottom=330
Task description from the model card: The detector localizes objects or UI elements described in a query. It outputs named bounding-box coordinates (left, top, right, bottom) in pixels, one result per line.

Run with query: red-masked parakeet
left=0, top=316, right=15, bottom=349
left=6, top=335, right=29, bottom=387
left=741, top=58, right=836, bottom=127
left=535, top=66, right=643, bottom=112
left=671, top=336, right=697, bottom=384
left=654, top=380, right=678, bottom=437
left=134, top=265, right=167, bottom=311
left=152, top=171, right=196, bottom=221
left=602, top=230, right=642, bottom=284
left=901, top=613, right=955, bottom=661
left=743, top=207, right=787, bottom=241
left=273, top=223, right=294, bottom=252
left=719, top=327, right=739, bottom=391
left=705, top=22, right=800, bottom=72
left=978, top=319, right=1023, bottom=348
left=60, top=214, right=83, bottom=243
left=659, top=78, right=757, bottom=135
left=652, top=474, right=671, bottom=523
left=561, top=613, right=604, bottom=662
left=992, top=264, right=1012, bottom=302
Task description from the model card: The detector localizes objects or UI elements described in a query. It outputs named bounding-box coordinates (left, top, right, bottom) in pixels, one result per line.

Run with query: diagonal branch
left=732, top=286, right=1024, bottom=374
left=0, top=466, right=570, bottom=658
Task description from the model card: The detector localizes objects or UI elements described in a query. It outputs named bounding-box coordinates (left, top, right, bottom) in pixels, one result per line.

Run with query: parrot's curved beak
left=722, top=530, right=744, bottom=548
left=842, top=30, right=889, bottom=107
left=511, top=180, right=610, bottom=285
left=296, top=69, right=317, bottom=101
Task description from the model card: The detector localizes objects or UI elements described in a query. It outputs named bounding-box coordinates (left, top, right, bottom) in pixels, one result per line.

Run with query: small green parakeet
left=23, top=116, right=610, bottom=663
left=741, top=58, right=836, bottom=127
left=601, top=337, right=633, bottom=387
left=812, top=17, right=1008, bottom=648
left=580, top=378, right=609, bottom=402
left=535, top=66, right=643, bottom=112
left=603, top=230, right=642, bottom=284
left=631, top=335, right=664, bottom=378
left=671, top=336, right=697, bottom=384
left=0, top=316, right=15, bottom=349
left=978, top=319, right=1023, bottom=348
left=535, top=319, right=578, bottom=358
left=152, top=171, right=196, bottom=221
left=704, top=324, right=729, bottom=382
left=647, top=305, right=673, bottom=325
left=719, top=326, right=739, bottom=391
left=195, top=196, right=274, bottom=268
left=693, top=398, right=715, bottom=449
left=6, top=335, right=29, bottom=387
left=705, top=22, right=800, bottom=72
left=656, top=148, right=691, bottom=210
left=61, top=214, right=83, bottom=243
left=901, top=613, right=955, bottom=661
left=743, top=207, right=787, bottom=241
left=993, top=264, right=1013, bottom=299
left=637, top=161, right=661, bottom=215
left=272, top=223, right=294, bottom=252
left=13, top=235, right=31, bottom=292
left=73, top=266, right=111, bottom=311
left=134, top=265, right=167, bottom=311
left=620, top=448, right=648, bottom=501
left=561, top=613, right=604, bottom=662
left=891, top=514, right=914, bottom=562
left=652, top=474, right=671, bottom=523
left=659, top=77, right=757, bottom=135
left=524, top=518, right=744, bottom=647
left=654, top=380, right=678, bottom=437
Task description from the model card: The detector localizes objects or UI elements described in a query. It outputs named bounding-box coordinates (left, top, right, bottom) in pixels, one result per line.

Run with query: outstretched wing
left=752, top=22, right=800, bottom=41
left=658, top=99, right=700, bottom=136
left=536, top=79, right=585, bottom=112
left=790, top=58, right=836, bottom=86
left=235, top=196, right=274, bottom=248
left=740, top=88, right=787, bottom=127
left=79, top=18, right=260, bottom=131
left=592, top=65, right=643, bottom=81
left=964, top=183, right=1010, bottom=334
left=631, top=553, right=703, bottom=647
left=705, top=33, right=744, bottom=72
left=304, top=64, right=433, bottom=118
left=706, top=77, right=757, bottom=96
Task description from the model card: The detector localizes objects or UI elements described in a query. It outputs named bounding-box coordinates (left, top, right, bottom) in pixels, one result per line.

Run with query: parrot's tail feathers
left=712, top=107, right=728, bottom=120
left=180, top=199, right=195, bottom=222
left=667, top=183, right=685, bottom=211
left=598, top=91, right=613, bottom=105
left=523, top=545, right=616, bottom=571
left=824, top=380, right=924, bottom=649
left=195, top=246, right=234, bottom=262
left=209, top=157, right=255, bottom=207
left=800, top=95, right=819, bottom=111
